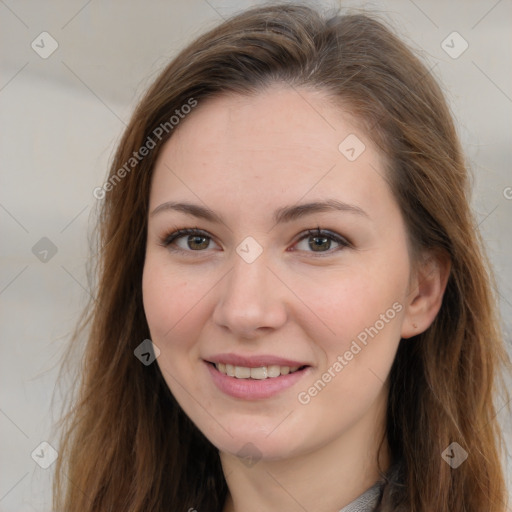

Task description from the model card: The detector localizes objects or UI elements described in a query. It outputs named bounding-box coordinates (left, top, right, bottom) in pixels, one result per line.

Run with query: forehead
left=160, top=86, right=363, bottom=167
left=150, top=86, right=394, bottom=220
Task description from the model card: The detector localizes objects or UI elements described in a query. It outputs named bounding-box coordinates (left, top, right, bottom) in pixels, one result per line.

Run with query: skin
left=142, top=85, right=449, bottom=512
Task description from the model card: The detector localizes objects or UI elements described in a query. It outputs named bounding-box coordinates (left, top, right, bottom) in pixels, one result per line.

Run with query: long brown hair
left=52, top=3, right=511, bottom=511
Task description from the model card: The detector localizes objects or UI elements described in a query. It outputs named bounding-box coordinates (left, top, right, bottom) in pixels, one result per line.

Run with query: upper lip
left=205, top=353, right=310, bottom=368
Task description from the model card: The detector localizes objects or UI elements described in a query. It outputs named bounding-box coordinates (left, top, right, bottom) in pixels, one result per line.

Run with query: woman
left=53, top=4, right=510, bottom=511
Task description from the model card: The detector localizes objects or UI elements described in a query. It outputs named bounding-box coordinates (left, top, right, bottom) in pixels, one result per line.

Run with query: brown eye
left=294, top=229, right=350, bottom=254
left=186, top=234, right=210, bottom=250
left=308, top=235, right=332, bottom=252
left=161, top=228, right=219, bottom=253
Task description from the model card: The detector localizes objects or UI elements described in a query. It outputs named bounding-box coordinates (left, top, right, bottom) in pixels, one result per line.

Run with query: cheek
left=142, top=257, right=207, bottom=352
left=295, top=267, right=405, bottom=352
left=293, top=267, right=404, bottom=430
left=142, top=259, right=211, bottom=405
left=289, top=248, right=409, bottom=408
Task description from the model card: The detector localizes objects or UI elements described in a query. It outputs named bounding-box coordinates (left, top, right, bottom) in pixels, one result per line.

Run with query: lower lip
left=205, top=361, right=311, bottom=400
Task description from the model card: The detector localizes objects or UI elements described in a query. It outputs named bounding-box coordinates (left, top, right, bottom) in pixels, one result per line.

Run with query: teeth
left=267, top=365, right=281, bottom=378
left=250, top=366, right=267, bottom=380
left=235, top=366, right=251, bottom=378
left=214, top=363, right=302, bottom=379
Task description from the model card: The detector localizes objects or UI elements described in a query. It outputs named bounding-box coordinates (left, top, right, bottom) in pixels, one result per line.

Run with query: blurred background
left=0, top=0, right=511, bottom=510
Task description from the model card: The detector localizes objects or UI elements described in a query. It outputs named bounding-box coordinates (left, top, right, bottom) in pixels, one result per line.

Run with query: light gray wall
left=1, top=1, right=510, bottom=510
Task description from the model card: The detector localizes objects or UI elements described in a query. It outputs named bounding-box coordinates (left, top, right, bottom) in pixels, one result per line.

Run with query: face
left=142, top=85, right=413, bottom=461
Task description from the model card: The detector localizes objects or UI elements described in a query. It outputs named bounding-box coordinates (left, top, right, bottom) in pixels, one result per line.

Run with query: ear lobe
left=401, top=251, right=451, bottom=339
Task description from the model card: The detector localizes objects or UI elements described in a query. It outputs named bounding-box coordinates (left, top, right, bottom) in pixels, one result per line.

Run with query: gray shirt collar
left=338, top=481, right=382, bottom=512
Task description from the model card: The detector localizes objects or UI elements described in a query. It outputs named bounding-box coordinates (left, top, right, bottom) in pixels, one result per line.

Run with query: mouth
left=204, top=359, right=312, bottom=400
left=208, top=361, right=308, bottom=380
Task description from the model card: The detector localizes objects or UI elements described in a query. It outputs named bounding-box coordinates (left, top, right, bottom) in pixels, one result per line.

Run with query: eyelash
left=158, top=226, right=351, bottom=257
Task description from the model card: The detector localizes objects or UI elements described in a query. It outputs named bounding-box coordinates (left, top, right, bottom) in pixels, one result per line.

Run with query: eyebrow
left=150, top=199, right=369, bottom=224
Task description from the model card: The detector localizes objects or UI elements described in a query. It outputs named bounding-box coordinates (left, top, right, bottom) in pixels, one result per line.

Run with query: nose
left=212, top=251, right=288, bottom=339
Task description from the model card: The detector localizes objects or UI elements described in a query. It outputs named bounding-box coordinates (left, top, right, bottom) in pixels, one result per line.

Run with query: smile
left=205, top=360, right=311, bottom=400
left=213, top=362, right=304, bottom=380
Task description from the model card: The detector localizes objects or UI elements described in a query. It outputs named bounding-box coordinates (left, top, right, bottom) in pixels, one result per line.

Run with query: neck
left=220, top=390, right=390, bottom=512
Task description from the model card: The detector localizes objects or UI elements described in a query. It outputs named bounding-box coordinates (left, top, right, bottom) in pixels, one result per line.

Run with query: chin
left=215, top=436, right=298, bottom=463
left=200, top=416, right=309, bottom=463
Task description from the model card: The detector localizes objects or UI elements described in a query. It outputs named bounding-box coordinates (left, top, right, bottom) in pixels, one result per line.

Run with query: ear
left=401, top=250, right=451, bottom=339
